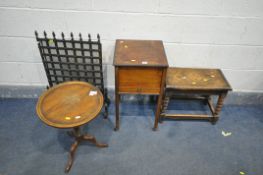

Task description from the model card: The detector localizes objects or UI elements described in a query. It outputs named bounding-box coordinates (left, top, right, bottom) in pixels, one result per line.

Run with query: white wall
left=0, top=0, right=263, bottom=92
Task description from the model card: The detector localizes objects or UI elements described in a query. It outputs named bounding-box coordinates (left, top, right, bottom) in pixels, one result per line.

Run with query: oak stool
left=160, top=67, right=232, bottom=126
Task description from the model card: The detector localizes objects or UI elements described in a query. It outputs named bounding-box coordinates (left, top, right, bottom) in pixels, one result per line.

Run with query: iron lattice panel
left=35, top=31, right=105, bottom=94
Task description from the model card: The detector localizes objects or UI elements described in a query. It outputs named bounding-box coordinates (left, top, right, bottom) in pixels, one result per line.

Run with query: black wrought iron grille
left=35, top=31, right=105, bottom=93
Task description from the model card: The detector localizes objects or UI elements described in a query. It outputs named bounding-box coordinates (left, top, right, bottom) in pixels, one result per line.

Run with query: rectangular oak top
left=167, top=67, right=232, bottom=91
left=113, top=39, right=169, bottom=67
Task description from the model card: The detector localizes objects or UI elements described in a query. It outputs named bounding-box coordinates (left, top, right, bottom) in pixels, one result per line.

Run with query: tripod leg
left=83, top=134, right=108, bottom=148
left=65, top=140, right=80, bottom=173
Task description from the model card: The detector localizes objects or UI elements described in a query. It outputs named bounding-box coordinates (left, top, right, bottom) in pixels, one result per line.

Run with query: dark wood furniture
left=160, top=67, right=232, bottom=126
left=35, top=31, right=110, bottom=118
left=36, top=81, right=108, bottom=173
left=113, top=39, right=168, bottom=130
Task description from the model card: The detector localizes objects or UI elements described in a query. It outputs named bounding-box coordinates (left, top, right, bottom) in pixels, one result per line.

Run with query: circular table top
left=36, top=81, right=104, bottom=128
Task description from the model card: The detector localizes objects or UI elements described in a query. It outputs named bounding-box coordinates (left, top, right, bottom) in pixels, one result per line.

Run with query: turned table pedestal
left=36, top=81, right=108, bottom=173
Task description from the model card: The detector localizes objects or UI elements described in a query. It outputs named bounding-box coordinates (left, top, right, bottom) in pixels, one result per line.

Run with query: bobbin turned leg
left=153, top=69, right=167, bottom=131
left=160, top=95, right=170, bottom=123
left=212, top=93, right=227, bottom=124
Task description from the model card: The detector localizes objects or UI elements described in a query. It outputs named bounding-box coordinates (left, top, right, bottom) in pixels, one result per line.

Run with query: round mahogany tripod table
left=36, top=81, right=108, bottom=173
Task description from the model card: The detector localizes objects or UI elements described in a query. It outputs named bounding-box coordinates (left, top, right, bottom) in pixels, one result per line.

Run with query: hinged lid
left=114, top=39, right=169, bottom=67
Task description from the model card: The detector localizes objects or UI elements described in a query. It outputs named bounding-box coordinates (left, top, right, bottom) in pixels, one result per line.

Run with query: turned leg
left=153, top=92, right=165, bottom=131
left=160, top=95, right=170, bottom=123
left=212, top=93, right=227, bottom=124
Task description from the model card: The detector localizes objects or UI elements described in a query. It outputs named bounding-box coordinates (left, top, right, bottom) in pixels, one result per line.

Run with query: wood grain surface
left=114, top=39, right=168, bottom=67
left=118, top=67, right=162, bottom=94
left=166, top=67, right=232, bottom=91
left=36, top=81, right=104, bottom=128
